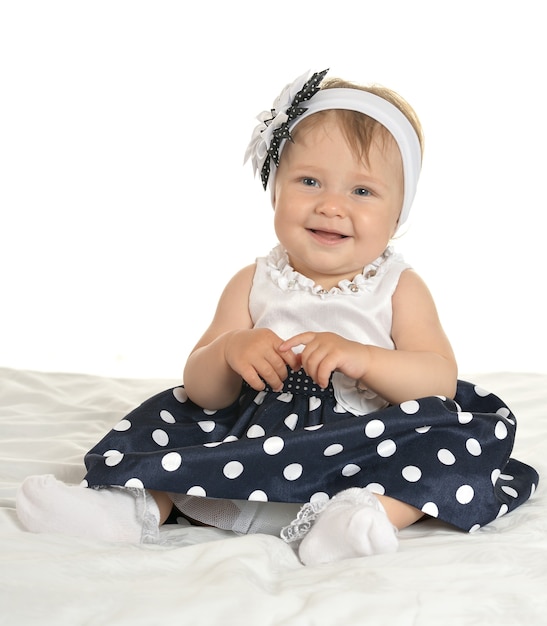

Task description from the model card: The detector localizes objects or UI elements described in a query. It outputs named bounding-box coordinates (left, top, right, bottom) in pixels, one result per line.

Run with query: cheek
left=273, top=201, right=298, bottom=244
left=271, top=182, right=278, bottom=208
left=272, top=191, right=291, bottom=221
left=272, top=205, right=284, bottom=234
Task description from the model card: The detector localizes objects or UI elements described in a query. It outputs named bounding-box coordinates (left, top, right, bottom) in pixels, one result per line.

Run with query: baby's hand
left=279, top=332, right=369, bottom=390
left=224, top=328, right=300, bottom=392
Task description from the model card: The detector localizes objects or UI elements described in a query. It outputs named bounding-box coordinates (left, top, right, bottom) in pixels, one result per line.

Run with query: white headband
left=244, top=70, right=422, bottom=227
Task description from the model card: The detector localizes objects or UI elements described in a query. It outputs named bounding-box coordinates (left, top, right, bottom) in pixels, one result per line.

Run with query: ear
left=391, top=222, right=399, bottom=238
left=391, top=204, right=404, bottom=237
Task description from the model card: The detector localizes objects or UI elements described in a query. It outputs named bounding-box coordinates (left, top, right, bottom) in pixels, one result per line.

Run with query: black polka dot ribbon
left=260, top=69, right=328, bottom=189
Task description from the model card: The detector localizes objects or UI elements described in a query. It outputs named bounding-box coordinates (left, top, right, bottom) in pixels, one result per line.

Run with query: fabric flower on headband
left=244, top=69, right=329, bottom=189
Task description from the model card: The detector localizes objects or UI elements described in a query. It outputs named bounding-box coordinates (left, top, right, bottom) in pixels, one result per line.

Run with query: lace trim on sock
left=280, top=500, right=327, bottom=544
left=125, top=487, right=160, bottom=544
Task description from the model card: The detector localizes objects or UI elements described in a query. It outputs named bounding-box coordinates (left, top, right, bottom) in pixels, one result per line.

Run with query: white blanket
left=1, top=367, right=545, bottom=625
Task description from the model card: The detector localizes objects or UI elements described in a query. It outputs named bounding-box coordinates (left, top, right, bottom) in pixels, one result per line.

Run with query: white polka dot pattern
left=223, top=461, right=244, bottom=479
left=83, top=374, right=538, bottom=534
left=161, top=452, right=182, bottom=472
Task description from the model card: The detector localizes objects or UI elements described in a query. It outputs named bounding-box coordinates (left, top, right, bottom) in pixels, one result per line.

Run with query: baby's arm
left=280, top=269, right=457, bottom=405
left=183, top=265, right=299, bottom=410
left=368, top=268, right=457, bottom=402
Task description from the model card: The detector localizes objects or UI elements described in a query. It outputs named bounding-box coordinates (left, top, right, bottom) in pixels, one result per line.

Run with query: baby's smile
left=308, top=228, right=349, bottom=242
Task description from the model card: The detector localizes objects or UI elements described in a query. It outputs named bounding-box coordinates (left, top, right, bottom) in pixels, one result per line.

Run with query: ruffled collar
left=266, top=244, right=394, bottom=297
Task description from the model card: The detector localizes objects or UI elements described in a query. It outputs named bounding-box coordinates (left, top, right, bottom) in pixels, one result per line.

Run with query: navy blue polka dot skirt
left=84, top=371, right=539, bottom=532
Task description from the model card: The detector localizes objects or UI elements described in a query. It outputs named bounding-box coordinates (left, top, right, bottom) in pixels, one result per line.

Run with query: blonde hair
left=291, top=77, right=424, bottom=165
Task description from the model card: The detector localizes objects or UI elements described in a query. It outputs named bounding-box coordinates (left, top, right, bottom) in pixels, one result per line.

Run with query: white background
left=1, top=0, right=545, bottom=380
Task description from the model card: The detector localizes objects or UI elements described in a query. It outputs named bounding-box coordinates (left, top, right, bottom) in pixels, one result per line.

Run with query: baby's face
left=273, top=118, right=403, bottom=290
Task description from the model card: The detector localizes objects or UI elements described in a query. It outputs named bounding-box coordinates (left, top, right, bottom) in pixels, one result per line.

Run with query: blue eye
left=354, top=187, right=371, bottom=197
left=302, top=177, right=318, bottom=187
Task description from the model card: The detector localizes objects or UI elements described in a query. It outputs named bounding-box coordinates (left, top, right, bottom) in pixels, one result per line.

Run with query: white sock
left=296, top=488, right=398, bottom=566
left=16, top=474, right=160, bottom=543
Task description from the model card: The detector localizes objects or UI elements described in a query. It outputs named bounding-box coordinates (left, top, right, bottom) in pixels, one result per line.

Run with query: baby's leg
left=377, top=494, right=424, bottom=530
left=149, top=489, right=174, bottom=524
left=16, top=475, right=165, bottom=543
left=284, top=488, right=422, bottom=566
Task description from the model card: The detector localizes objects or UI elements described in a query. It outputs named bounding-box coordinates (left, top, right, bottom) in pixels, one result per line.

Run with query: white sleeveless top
left=249, top=244, right=412, bottom=416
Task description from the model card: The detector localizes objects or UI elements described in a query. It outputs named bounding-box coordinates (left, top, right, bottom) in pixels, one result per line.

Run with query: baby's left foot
left=283, top=488, right=398, bottom=566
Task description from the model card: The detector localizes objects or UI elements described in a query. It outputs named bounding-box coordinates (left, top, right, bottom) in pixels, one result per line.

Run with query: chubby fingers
left=279, top=332, right=315, bottom=353
left=278, top=334, right=311, bottom=373
left=279, top=333, right=332, bottom=389
left=240, top=355, right=288, bottom=393
left=277, top=346, right=301, bottom=372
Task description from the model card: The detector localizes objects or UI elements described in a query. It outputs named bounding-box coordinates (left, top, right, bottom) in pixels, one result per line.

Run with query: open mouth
left=309, top=229, right=349, bottom=241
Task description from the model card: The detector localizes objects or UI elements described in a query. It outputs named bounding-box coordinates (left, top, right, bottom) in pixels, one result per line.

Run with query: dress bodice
left=249, top=244, right=412, bottom=415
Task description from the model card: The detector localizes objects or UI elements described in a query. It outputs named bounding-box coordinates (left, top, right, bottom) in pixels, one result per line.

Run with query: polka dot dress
left=84, top=371, right=539, bottom=533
